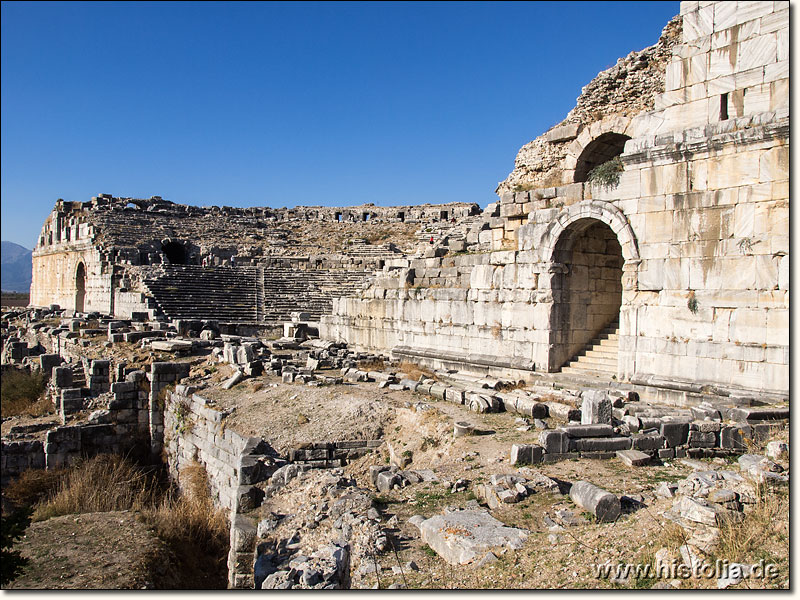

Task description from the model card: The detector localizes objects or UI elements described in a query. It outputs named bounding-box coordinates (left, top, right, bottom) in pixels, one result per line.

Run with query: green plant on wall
left=173, top=398, right=193, bottom=435
left=687, top=290, right=699, bottom=314
left=587, top=156, right=624, bottom=190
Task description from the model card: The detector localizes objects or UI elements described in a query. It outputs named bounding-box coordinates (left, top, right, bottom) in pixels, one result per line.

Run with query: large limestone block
left=737, top=33, right=777, bottom=71
left=682, top=5, right=713, bottom=41
left=418, top=509, right=528, bottom=566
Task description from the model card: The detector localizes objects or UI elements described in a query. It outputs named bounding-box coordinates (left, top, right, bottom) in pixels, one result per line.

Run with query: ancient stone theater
left=30, top=0, right=789, bottom=400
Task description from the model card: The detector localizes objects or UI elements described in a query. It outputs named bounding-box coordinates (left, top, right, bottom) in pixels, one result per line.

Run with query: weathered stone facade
left=321, top=1, right=789, bottom=398
left=30, top=196, right=481, bottom=325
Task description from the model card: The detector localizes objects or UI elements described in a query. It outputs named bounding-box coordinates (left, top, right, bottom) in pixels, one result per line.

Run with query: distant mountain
left=1, top=241, right=33, bottom=292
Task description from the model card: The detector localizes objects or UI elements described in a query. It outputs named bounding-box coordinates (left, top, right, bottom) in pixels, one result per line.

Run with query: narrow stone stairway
left=559, top=321, right=619, bottom=379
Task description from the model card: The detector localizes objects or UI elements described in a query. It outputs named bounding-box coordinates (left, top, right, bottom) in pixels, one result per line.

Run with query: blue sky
left=1, top=1, right=679, bottom=248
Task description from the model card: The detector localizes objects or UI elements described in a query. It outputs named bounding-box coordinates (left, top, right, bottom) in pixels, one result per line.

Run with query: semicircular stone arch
left=75, top=261, right=87, bottom=313
left=538, top=200, right=640, bottom=265
left=561, top=115, right=635, bottom=183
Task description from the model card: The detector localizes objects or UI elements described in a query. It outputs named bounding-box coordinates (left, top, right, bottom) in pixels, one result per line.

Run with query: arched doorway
left=75, top=263, right=86, bottom=313
left=574, top=132, right=630, bottom=183
left=162, top=241, right=186, bottom=265
left=549, top=219, right=623, bottom=373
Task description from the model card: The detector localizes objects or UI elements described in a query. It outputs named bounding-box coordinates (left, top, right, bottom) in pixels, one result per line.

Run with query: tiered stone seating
left=261, top=268, right=369, bottom=323
left=340, top=240, right=402, bottom=258
left=142, top=266, right=260, bottom=323
left=141, top=265, right=370, bottom=325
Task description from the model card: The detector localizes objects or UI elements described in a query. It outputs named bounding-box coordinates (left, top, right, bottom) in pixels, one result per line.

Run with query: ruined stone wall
left=29, top=193, right=480, bottom=319
left=322, top=1, right=789, bottom=398
left=30, top=238, right=110, bottom=314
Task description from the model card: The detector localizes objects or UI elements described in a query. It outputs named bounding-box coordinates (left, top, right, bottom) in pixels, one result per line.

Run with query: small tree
left=1, top=508, right=31, bottom=585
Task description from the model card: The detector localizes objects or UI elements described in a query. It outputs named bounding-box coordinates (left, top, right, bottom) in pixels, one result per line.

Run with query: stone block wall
left=147, top=362, right=191, bottom=455
left=30, top=241, right=110, bottom=314
left=322, top=1, right=788, bottom=398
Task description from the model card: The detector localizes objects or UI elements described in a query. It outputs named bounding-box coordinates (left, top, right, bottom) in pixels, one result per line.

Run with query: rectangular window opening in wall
left=720, top=93, right=729, bottom=121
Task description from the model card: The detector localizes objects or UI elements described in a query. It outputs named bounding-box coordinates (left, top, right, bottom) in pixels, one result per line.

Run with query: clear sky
left=1, top=1, right=679, bottom=249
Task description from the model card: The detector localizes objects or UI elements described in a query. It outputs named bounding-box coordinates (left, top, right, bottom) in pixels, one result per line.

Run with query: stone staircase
left=560, top=321, right=619, bottom=379
left=69, top=362, right=87, bottom=388
left=142, top=266, right=261, bottom=323
left=141, top=265, right=371, bottom=325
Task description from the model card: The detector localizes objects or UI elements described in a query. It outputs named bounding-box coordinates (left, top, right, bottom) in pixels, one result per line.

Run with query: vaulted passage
left=162, top=241, right=187, bottom=265
left=75, top=262, right=86, bottom=313
left=574, top=132, right=630, bottom=183
left=549, top=219, right=623, bottom=375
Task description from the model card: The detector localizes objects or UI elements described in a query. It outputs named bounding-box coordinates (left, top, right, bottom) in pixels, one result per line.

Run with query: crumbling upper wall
left=497, top=15, right=682, bottom=194
left=33, top=194, right=482, bottom=268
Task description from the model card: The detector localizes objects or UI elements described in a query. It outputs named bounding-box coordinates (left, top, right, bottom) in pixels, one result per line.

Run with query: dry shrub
left=4, top=467, right=70, bottom=510
left=358, top=358, right=386, bottom=371
left=398, top=360, right=434, bottom=382
left=32, top=455, right=158, bottom=521
left=1, top=368, right=49, bottom=419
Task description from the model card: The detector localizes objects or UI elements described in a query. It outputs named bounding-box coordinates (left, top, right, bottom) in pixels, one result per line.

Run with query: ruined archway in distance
left=162, top=241, right=187, bottom=265
left=573, top=132, right=631, bottom=183
left=549, top=218, right=624, bottom=374
left=75, top=262, right=86, bottom=313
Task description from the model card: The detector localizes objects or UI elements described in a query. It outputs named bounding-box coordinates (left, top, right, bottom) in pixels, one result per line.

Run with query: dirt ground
left=6, top=511, right=182, bottom=590
left=228, top=377, right=788, bottom=590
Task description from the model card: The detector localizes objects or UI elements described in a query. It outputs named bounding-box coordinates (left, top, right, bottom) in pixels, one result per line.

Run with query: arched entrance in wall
left=573, top=132, right=630, bottom=183
left=549, top=219, right=623, bottom=374
left=162, top=241, right=187, bottom=265
left=75, top=263, right=86, bottom=313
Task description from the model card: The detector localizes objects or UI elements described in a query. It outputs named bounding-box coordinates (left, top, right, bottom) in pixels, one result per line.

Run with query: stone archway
left=534, top=200, right=640, bottom=374
left=573, top=132, right=631, bottom=183
left=75, top=262, right=86, bottom=313
left=548, top=219, right=624, bottom=372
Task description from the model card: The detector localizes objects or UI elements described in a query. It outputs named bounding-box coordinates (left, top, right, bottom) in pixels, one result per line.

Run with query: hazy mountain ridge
left=2, top=241, right=33, bottom=292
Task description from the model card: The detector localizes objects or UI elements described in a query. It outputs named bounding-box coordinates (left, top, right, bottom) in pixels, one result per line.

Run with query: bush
left=587, top=156, right=624, bottom=190
left=1, top=368, right=49, bottom=418
left=1, top=508, right=31, bottom=586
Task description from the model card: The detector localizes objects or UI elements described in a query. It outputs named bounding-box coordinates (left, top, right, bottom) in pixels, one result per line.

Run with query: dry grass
left=32, top=455, right=158, bottom=521
left=1, top=368, right=49, bottom=419
left=23, top=456, right=229, bottom=589
left=4, top=467, right=70, bottom=510
left=143, top=462, right=229, bottom=585
left=710, top=485, right=788, bottom=578
left=398, top=360, right=435, bottom=382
